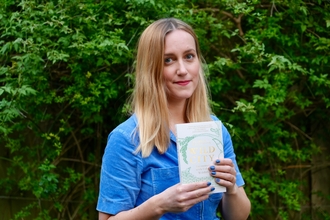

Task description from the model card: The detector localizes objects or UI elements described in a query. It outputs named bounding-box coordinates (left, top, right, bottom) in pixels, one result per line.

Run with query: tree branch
left=194, top=8, right=245, bottom=36
left=219, top=11, right=244, bottom=36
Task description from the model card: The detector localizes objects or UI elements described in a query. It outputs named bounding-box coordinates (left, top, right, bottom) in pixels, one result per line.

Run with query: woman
left=97, top=18, right=251, bottom=220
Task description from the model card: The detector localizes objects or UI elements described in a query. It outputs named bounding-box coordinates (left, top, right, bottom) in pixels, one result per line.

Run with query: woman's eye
left=164, top=58, right=172, bottom=63
left=186, top=54, right=195, bottom=60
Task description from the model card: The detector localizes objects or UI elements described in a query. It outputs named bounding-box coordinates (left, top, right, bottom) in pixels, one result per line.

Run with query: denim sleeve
left=97, top=127, right=142, bottom=215
left=222, top=124, right=245, bottom=187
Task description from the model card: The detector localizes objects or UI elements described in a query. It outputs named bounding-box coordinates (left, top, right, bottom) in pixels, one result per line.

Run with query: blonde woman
left=97, top=18, right=251, bottom=220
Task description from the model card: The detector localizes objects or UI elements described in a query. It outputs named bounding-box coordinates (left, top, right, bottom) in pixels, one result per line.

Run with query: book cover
left=176, top=121, right=226, bottom=193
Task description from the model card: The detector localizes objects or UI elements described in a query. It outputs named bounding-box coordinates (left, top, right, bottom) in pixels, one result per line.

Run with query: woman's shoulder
left=108, top=114, right=138, bottom=141
left=106, top=114, right=140, bottom=153
left=210, top=114, right=220, bottom=121
left=210, top=114, right=230, bottom=134
left=114, top=114, right=137, bottom=132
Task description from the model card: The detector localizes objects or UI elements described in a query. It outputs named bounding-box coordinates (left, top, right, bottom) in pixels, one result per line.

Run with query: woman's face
left=163, top=29, right=200, bottom=104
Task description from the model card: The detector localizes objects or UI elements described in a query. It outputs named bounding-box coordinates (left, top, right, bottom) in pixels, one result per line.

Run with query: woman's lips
left=175, top=80, right=190, bottom=86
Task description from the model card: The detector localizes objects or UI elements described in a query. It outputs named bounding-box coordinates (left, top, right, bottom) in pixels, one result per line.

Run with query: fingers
left=187, top=182, right=209, bottom=190
left=213, top=174, right=236, bottom=187
left=213, top=158, right=234, bottom=166
left=209, top=159, right=236, bottom=175
left=209, top=158, right=237, bottom=192
left=176, top=192, right=209, bottom=213
left=182, top=184, right=212, bottom=204
left=176, top=182, right=214, bottom=197
left=166, top=182, right=212, bottom=213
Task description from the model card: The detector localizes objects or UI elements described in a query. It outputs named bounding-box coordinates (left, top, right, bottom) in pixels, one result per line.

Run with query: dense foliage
left=1, top=0, right=329, bottom=219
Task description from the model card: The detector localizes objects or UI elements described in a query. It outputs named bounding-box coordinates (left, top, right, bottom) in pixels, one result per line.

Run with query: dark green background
left=1, top=0, right=329, bottom=219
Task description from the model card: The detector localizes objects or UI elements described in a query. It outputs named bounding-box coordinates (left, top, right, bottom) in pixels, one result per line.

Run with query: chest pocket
left=151, top=166, right=180, bottom=194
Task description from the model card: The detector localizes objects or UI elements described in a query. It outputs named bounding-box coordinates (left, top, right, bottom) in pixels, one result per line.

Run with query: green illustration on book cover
left=176, top=121, right=226, bottom=192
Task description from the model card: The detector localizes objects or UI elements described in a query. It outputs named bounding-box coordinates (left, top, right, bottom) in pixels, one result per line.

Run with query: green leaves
left=267, top=55, right=292, bottom=73
left=205, top=0, right=330, bottom=219
left=253, top=78, right=271, bottom=89
left=0, top=0, right=329, bottom=219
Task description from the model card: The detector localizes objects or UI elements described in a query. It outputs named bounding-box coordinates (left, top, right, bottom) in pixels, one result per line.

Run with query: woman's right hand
left=156, top=181, right=214, bottom=214
left=99, top=181, right=213, bottom=220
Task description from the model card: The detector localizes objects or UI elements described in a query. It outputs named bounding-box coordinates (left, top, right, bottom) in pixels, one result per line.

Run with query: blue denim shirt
left=97, top=114, right=245, bottom=219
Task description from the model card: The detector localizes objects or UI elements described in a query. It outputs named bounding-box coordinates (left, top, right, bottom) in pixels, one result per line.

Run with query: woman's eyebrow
left=164, top=49, right=196, bottom=56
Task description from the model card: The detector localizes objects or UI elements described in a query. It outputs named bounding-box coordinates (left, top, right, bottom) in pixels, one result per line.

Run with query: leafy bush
left=0, top=0, right=329, bottom=219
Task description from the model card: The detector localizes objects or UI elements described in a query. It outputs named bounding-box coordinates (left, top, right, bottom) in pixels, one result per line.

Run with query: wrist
left=225, top=184, right=238, bottom=195
left=150, top=193, right=166, bottom=217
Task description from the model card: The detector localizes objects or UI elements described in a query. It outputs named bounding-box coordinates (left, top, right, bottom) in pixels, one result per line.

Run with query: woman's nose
left=176, top=60, right=188, bottom=75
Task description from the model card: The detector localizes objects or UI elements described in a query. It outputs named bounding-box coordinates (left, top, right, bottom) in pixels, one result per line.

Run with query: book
left=176, top=121, right=226, bottom=193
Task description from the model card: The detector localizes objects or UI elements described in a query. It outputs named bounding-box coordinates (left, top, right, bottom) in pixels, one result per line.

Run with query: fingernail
left=211, top=187, right=215, bottom=191
left=216, top=178, right=220, bottom=183
left=211, top=171, right=216, bottom=175
left=216, top=159, right=220, bottom=164
left=210, top=166, right=215, bottom=171
left=207, top=182, right=211, bottom=186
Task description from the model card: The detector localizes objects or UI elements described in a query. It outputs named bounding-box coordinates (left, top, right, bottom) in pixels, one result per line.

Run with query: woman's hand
left=209, top=158, right=251, bottom=220
left=208, top=158, right=238, bottom=194
left=156, top=181, right=214, bottom=214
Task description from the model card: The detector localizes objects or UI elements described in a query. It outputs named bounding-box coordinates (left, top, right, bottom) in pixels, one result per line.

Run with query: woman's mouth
left=175, top=80, right=190, bottom=86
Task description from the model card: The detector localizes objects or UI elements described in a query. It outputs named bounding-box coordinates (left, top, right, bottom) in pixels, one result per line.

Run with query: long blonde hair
left=131, top=18, right=212, bottom=157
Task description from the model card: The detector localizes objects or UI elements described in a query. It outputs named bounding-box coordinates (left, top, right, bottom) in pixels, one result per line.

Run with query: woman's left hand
left=209, top=158, right=238, bottom=194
